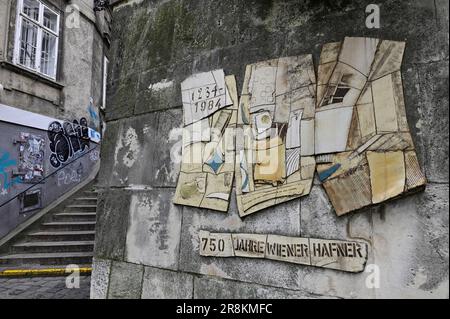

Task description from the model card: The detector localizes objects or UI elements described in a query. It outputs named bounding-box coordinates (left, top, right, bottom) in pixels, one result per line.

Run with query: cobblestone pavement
left=0, top=276, right=91, bottom=299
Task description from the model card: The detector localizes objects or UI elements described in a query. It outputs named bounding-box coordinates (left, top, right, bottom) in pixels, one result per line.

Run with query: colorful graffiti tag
left=0, top=149, right=21, bottom=194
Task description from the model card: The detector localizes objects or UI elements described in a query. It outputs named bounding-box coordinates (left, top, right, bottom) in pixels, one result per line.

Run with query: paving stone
left=9, top=289, right=26, bottom=296
left=43, top=280, right=61, bottom=287
left=0, top=276, right=91, bottom=299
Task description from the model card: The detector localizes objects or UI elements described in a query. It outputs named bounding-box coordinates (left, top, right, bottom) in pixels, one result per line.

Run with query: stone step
left=27, top=231, right=96, bottom=242
left=82, top=190, right=98, bottom=197
left=65, top=205, right=97, bottom=212
left=71, top=197, right=98, bottom=205
left=41, top=221, right=96, bottom=231
left=53, top=212, right=97, bottom=222
left=0, top=184, right=98, bottom=269
left=12, top=241, right=95, bottom=254
left=0, top=252, right=93, bottom=266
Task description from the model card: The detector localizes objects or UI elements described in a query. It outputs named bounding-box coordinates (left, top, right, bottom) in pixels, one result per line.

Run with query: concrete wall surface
left=92, top=0, right=449, bottom=299
left=0, top=105, right=100, bottom=239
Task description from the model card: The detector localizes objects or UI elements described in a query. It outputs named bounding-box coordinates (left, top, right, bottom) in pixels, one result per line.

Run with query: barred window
left=14, top=0, right=59, bottom=79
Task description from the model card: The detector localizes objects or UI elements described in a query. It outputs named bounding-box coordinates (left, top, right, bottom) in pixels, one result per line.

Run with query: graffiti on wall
left=0, top=149, right=21, bottom=194
left=89, top=149, right=100, bottom=162
left=1, top=104, right=101, bottom=143
left=56, top=163, right=84, bottom=186
left=48, top=119, right=90, bottom=168
left=16, top=133, right=45, bottom=183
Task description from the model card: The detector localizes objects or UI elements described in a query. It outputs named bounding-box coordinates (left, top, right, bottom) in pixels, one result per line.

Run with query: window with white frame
left=14, top=0, right=60, bottom=79
left=102, top=56, right=109, bottom=110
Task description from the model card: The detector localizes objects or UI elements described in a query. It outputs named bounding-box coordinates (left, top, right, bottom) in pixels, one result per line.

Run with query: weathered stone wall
left=92, top=0, right=449, bottom=298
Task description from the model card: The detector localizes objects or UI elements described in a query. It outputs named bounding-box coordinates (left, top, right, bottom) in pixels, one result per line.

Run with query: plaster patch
left=412, top=267, right=428, bottom=289
left=124, top=184, right=153, bottom=190
left=148, top=79, right=174, bottom=92
left=199, top=262, right=230, bottom=279
left=143, top=124, right=152, bottom=135
left=415, top=119, right=423, bottom=130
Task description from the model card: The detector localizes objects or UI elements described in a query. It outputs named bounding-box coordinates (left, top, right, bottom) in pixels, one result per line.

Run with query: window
left=101, top=56, right=109, bottom=109
left=13, top=0, right=60, bottom=79
left=20, top=189, right=42, bottom=213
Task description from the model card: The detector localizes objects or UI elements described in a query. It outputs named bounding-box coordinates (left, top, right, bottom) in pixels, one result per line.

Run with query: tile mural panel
left=173, top=37, right=426, bottom=218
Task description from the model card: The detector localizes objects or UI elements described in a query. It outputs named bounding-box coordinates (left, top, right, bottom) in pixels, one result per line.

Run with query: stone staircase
left=0, top=187, right=98, bottom=269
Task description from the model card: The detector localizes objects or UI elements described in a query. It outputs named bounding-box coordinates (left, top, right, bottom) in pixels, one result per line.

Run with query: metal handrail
left=0, top=143, right=100, bottom=209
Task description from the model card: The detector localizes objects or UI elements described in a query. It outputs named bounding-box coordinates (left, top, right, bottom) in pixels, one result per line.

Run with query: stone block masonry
left=92, top=0, right=449, bottom=299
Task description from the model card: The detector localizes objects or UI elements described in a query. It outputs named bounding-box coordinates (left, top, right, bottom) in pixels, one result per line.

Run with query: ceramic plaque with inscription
left=199, top=231, right=368, bottom=273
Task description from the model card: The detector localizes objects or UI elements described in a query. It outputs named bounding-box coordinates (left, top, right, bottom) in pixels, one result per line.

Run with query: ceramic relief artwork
left=199, top=230, right=368, bottom=273
left=235, top=55, right=316, bottom=217
left=315, top=37, right=426, bottom=216
left=173, top=69, right=238, bottom=212
left=173, top=37, right=426, bottom=219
